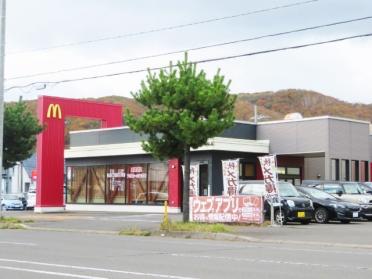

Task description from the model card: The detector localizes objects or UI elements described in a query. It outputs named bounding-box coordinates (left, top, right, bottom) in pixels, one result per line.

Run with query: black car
left=297, top=186, right=360, bottom=224
left=239, top=181, right=314, bottom=225
left=301, top=180, right=372, bottom=220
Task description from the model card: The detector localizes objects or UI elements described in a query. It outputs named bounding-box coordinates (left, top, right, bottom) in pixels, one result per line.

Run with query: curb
left=153, top=230, right=372, bottom=250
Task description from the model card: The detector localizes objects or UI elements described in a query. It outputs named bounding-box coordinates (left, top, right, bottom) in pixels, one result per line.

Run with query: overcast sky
left=4, top=0, right=372, bottom=104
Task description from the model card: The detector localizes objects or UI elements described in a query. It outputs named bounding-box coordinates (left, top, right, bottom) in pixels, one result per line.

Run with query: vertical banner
left=189, top=164, right=199, bottom=197
left=258, top=155, right=279, bottom=199
left=222, top=159, right=239, bottom=196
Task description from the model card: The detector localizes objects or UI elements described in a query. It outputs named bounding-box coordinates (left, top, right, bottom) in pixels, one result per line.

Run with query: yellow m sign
left=47, top=104, right=62, bottom=119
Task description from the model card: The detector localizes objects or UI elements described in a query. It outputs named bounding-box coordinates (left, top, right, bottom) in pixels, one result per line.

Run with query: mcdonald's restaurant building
left=64, top=116, right=372, bottom=213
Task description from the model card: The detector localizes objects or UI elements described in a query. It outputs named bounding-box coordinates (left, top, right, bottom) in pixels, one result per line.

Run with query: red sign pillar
left=168, top=158, right=182, bottom=209
left=35, top=96, right=122, bottom=212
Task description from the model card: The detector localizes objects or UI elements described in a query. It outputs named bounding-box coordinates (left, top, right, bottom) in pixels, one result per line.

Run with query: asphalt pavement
left=1, top=210, right=372, bottom=278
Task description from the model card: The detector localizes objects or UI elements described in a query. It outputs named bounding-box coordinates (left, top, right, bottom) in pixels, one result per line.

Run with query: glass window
left=331, top=159, right=339, bottom=180
left=106, top=165, right=126, bottom=204
left=278, top=182, right=300, bottom=197
left=323, top=184, right=343, bottom=194
left=239, top=162, right=255, bottom=179
left=239, top=183, right=266, bottom=195
left=127, top=164, right=148, bottom=204
left=299, top=187, right=337, bottom=200
left=351, top=160, right=359, bottom=181
left=342, top=182, right=364, bottom=194
left=276, top=167, right=286, bottom=175
left=341, top=160, right=350, bottom=181
left=287, top=167, right=300, bottom=175
left=366, top=162, right=370, bottom=182
left=67, top=167, right=88, bottom=203
left=87, top=166, right=106, bottom=204
left=148, top=163, right=168, bottom=205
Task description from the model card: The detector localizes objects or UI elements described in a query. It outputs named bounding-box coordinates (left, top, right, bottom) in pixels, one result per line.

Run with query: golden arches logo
left=47, top=104, right=62, bottom=119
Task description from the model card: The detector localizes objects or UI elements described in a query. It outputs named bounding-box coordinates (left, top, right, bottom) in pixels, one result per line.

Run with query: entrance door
left=199, top=164, right=209, bottom=196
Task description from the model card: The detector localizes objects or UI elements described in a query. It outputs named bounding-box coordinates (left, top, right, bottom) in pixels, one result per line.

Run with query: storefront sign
left=107, top=169, right=126, bottom=178
left=259, top=155, right=279, bottom=199
left=189, top=164, right=199, bottom=196
left=222, top=159, right=239, bottom=196
left=190, top=196, right=264, bottom=224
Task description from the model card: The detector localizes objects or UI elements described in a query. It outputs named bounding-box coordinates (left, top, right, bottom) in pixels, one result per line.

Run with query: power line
left=6, top=0, right=319, bottom=55
left=6, top=15, right=372, bottom=81
left=5, top=32, right=372, bottom=93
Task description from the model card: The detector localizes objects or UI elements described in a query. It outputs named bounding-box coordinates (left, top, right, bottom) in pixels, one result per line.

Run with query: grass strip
left=119, top=227, right=151, bottom=237
left=161, top=221, right=232, bottom=233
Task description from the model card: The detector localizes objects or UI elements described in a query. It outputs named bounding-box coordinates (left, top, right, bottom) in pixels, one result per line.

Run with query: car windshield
left=300, top=187, right=337, bottom=200
left=278, top=182, right=299, bottom=197
left=323, top=184, right=343, bottom=194
left=342, top=183, right=364, bottom=194
left=363, top=182, right=372, bottom=188
left=239, top=184, right=266, bottom=195
left=3, top=195, right=19, bottom=200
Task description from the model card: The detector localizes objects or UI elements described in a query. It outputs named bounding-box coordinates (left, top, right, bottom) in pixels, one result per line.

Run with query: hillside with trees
left=11, top=90, right=372, bottom=136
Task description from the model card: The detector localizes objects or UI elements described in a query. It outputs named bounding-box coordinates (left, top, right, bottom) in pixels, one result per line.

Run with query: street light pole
left=0, top=0, right=6, bottom=218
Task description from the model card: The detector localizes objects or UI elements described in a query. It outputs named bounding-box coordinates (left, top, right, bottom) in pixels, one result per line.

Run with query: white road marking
left=0, top=241, right=37, bottom=246
left=169, top=253, right=372, bottom=272
left=0, top=265, right=107, bottom=279
left=0, top=258, right=199, bottom=279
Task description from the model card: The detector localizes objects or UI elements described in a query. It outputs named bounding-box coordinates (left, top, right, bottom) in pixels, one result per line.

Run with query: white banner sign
left=222, top=159, right=239, bottom=196
left=258, top=155, right=279, bottom=199
left=189, top=164, right=199, bottom=197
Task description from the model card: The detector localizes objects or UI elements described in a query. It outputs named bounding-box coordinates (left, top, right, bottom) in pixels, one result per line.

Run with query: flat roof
left=257, top=115, right=371, bottom=125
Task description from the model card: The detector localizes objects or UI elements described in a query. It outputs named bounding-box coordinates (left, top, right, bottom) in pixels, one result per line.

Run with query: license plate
left=297, top=211, right=305, bottom=218
left=353, top=212, right=358, bottom=218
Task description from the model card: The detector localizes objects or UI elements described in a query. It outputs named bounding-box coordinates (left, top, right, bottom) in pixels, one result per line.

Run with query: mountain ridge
left=8, top=89, right=372, bottom=134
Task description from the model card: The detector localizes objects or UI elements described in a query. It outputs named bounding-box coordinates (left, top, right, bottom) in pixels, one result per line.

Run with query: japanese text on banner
left=189, top=164, right=199, bottom=197
left=222, top=159, right=239, bottom=196
left=258, top=155, right=279, bottom=199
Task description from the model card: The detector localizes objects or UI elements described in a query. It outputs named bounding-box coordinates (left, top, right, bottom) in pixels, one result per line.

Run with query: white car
left=1, top=194, right=24, bottom=210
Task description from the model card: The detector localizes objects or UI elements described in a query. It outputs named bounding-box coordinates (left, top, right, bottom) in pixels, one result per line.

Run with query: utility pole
left=0, top=0, right=6, bottom=218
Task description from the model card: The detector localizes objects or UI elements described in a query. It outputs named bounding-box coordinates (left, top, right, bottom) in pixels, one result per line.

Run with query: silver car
left=1, top=194, right=24, bottom=210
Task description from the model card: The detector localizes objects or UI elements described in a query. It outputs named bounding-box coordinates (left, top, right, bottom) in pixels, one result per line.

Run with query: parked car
left=359, top=182, right=372, bottom=195
left=296, top=186, right=360, bottom=224
left=26, top=185, right=36, bottom=209
left=302, top=180, right=372, bottom=220
left=239, top=181, right=314, bottom=225
left=1, top=194, right=24, bottom=210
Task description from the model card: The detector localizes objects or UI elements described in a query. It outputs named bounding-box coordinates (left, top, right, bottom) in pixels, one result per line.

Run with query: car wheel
left=301, top=219, right=311, bottom=225
left=340, top=220, right=351, bottom=224
left=274, top=209, right=286, bottom=225
left=314, top=207, right=329, bottom=224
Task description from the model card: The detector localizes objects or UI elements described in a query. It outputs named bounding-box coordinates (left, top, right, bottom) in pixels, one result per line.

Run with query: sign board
left=189, top=164, right=199, bottom=197
left=222, top=159, right=239, bottom=196
left=258, top=155, right=279, bottom=200
left=190, top=196, right=264, bottom=224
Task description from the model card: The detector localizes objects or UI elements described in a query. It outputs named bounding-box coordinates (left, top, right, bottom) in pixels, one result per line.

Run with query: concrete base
left=65, top=204, right=181, bottom=213
left=34, top=207, right=66, bottom=213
